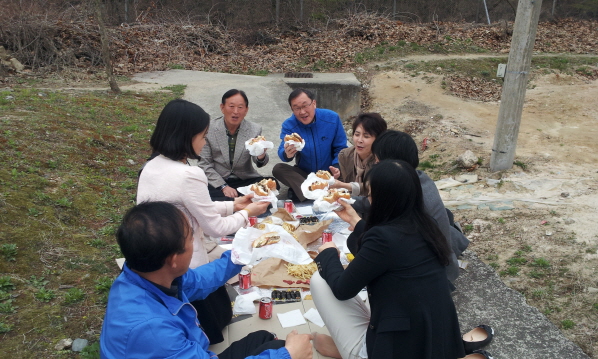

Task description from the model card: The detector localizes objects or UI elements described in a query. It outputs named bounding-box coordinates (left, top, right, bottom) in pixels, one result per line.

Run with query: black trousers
left=208, top=176, right=279, bottom=202
left=218, top=330, right=285, bottom=359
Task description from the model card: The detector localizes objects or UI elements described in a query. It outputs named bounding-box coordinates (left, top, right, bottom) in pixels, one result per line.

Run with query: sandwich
left=284, top=133, right=303, bottom=142
left=308, top=181, right=328, bottom=191
left=252, top=232, right=281, bottom=248
left=250, top=178, right=277, bottom=196
left=316, top=170, right=332, bottom=180
left=323, top=189, right=351, bottom=203
left=248, top=135, right=266, bottom=145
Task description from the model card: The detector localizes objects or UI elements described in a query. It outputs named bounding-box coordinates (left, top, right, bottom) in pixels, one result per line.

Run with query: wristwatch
left=219, top=184, right=228, bottom=190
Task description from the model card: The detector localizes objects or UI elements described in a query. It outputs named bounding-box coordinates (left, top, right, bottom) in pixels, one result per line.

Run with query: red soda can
left=322, top=229, right=333, bottom=243
left=248, top=216, right=258, bottom=226
left=238, top=269, right=251, bottom=290
left=259, top=297, right=273, bottom=319
left=284, top=200, right=294, bottom=213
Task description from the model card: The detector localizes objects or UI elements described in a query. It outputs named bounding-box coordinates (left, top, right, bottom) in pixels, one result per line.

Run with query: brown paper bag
left=251, top=258, right=311, bottom=288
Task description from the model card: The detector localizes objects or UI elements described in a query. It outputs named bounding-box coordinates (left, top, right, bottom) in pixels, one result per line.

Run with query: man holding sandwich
left=273, top=88, right=347, bottom=202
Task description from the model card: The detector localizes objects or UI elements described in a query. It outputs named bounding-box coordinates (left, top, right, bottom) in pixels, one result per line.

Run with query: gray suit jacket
left=199, top=117, right=269, bottom=188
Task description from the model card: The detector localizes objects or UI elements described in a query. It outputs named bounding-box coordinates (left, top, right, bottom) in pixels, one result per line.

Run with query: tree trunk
left=94, top=0, right=121, bottom=93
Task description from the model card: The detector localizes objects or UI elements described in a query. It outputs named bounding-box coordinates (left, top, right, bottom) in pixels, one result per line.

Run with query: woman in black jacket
left=311, top=159, right=466, bottom=359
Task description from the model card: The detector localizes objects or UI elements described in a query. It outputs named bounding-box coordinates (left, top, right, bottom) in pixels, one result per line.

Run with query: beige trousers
left=310, top=272, right=370, bottom=359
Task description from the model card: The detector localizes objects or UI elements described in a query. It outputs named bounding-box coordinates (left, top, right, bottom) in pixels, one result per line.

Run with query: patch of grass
left=528, top=270, right=545, bottom=279
left=486, top=254, right=499, bottom=261
left=0, top=321, right=12, bottom=333
left=0, top=276, right=15, bottom=291
left=63, top=288, right=85, bottom=304
left=418, top=161, right=436, bottom=170
left=0, top=299, right=17, bottom=313
left=162, top=85, right=187, bottom=98
left=561, top=319, right=575, bottom=329
left=0, top=244, right=18, bottom=261
left=167, top=63, right=185, bottom=70
left=593, top=303, right=598, bottom=311
left=463, top=224, right=474, bottom=232
left=27, top=275, right=49, bottom=289
left=513, top=160, right=527, bottom=170
left=500, top=266, right=520, bottom=276
left=531, top=257, right=551, bottom=269
left=506, top=257, right=528, bottom=266
left=498, top=217, right=506, bottom=224
left=489, top=262, right=499, bottom=270
left=34, top=288, right=56, bottom=302
left=88, top=238, right=106, bottom=248
left=80, top=341, right=101, bottom=359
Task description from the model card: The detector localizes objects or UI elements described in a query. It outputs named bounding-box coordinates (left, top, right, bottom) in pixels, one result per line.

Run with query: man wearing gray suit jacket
left=199, top=89, right=277, bottom=201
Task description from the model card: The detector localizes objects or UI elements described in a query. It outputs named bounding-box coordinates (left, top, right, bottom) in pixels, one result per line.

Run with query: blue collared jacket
left=277, top=108, right=348, bottom=173
left=100, top=251, right=291, bottom=359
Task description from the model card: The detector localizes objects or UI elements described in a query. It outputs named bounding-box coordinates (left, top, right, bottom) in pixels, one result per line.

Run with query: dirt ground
left=367, top=56, right=598, bottom=356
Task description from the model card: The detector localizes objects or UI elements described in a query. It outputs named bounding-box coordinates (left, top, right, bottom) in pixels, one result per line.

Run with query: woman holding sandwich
left=329, top=113, right=387, bottom=196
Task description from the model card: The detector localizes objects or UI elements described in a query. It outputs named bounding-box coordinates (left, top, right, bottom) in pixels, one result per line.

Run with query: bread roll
left=308, top=181, right=328, bottom=191
left=323, top=189, right=351, bottom=203
left=252, top=232, right=281, bottom=248
left=250, top=178, right=276, bottom=196
left=284, top=133, right=303, bottom=142
left=316, top=170, right=332, bottom=180
left=249, top=135, right=266, bottom=145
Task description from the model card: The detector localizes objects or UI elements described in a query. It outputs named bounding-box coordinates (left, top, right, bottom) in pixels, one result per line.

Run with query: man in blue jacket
left=273, top=88, right=347, bottom=202
left=100, top=201, right=313, bottom=359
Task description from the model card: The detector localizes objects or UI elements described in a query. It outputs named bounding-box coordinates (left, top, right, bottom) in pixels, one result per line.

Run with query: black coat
left=315, top=220, right=465, bottom=359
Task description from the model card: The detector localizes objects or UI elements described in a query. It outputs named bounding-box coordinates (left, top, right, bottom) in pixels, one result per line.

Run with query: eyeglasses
left=291, top=100, right=314, bottom=113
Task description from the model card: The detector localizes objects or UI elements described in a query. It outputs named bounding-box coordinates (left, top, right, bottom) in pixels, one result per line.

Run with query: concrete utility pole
left=490, top=0, right=543, bottom=172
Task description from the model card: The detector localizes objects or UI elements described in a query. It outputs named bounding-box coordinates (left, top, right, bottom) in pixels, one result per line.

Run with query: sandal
left=461, top=349, right=494, bottom=359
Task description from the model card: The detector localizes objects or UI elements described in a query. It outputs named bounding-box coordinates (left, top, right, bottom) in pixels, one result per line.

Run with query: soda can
left=248, top=216, right=258, bottom=226
left=322, top=229, right=333, bottom=243
left=238, top=269, right=251, bottom=290
left=284, top=199, right=294, bottom=213
left=259, top=297, right=273, bottom=319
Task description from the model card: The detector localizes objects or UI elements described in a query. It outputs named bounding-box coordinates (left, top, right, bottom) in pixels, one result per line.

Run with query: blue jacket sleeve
left=182, top=251, right=243, bottom=302
left=331, top=115, right=348, bottom=166
left=278, top=118, right=294, bottom=162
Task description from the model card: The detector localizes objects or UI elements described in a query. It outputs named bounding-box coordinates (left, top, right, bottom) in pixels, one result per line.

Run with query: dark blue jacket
left=277, top=108, right=347, bottom=173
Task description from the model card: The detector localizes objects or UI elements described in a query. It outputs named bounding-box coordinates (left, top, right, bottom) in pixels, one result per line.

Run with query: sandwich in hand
left=250, top=178, right=277, bottom=196
left=316, top=170, right=332, bottom=180
left=308, top=181, right=328, bottom=191
left=323, top=189, right=351, bottom=203
left=252, top=231, right=281, bottom=248
left=284, top=133, right=303, bottom=142
left=248, top=135, right=266, bottom=145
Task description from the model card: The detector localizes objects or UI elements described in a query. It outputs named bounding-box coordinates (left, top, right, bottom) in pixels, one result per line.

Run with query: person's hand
left=328, top=166, right=340, bottom=179
left=329, top=180, right=351, bottom=190
left=257, top=148, right=267, bottom=161
left=233, top=194, right=254, bottom=211
left=284, top=143, right=297, bottom=159
left=334, top=200, right=361, bottom=231
left=244, top=201, right=270, bottom=217
left=284, top=330, right=313, bottom=359
left=222, top=186, right=238, bottom=198
left=318, top=241, right=338, bottom=253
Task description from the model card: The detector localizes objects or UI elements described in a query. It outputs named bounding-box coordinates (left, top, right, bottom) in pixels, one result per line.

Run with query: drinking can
left=248, top=216, right=258, bottom=226
left=238, top=269, right=251, bottom=290
left=284, top=199, right=294, bottom=213
left=259, top=297, right=273, bottom=319
left=322, top=229, right=333, bottom=243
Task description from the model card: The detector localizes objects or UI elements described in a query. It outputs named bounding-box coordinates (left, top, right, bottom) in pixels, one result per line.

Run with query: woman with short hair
left=329, top=113, right=387, bottom=196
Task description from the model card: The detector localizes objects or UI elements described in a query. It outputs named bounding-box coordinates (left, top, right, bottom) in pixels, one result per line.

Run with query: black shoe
left=463, top=324, right=494, bottom=354
left=287, top=188, right=295, bottom=200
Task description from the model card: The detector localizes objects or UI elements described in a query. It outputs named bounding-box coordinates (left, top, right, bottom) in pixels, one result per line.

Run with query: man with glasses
left=273, top=88, right=347, bottom=202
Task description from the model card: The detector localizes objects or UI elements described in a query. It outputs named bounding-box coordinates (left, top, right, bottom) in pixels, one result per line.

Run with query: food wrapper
left=244, top=139, right=274, bottom=157
left=300, top=172, right=335, bottom=200
left=313, top=196, right=355, bottom=213
left=237, top=185, right=279, bottom=209
left=231, top=224, right=312, bottom=266
left=285, top=138, right=305, bottom=151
